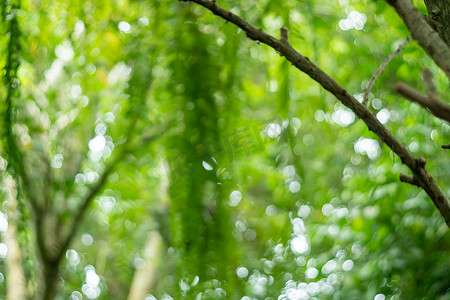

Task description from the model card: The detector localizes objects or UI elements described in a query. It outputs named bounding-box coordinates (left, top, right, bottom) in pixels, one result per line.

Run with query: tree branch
left=385, top=0, right=450, bottom=79
left=56, top=130, right=164, bottom=263
left=179, top=0, right=450, bottom=227
left=363, top=36, right=411, bottom=105
left=394, top=82, right=450, bottom=123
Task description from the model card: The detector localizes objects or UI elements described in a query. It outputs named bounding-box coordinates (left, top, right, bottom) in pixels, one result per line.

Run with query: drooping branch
left=385, top=0, right=450, bottom=79
left=179, top=0, right=450, bottom=226
left=363, top=36, right=411, bottom=105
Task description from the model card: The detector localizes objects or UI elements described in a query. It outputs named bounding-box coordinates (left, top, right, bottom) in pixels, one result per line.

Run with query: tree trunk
left=127, top=231, right=163, bottom=300
left=3, top=176, right=27, bottom=300
left=424, top=0, right=450, bottom=46
left=40, top=260, right=61, bottom=300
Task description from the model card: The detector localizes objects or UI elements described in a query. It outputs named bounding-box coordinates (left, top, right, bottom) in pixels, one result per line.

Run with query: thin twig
left=363, top=36, right=411, bottom=105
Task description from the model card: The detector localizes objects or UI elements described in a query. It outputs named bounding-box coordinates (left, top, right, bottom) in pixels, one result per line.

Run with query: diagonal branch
left=363, top=36, right=411, bottom=105
left=385, top=0, right=450, bottom=79
left=179, top=0, right=450, bottom=227
left=56, top=130, right=164, bottom=263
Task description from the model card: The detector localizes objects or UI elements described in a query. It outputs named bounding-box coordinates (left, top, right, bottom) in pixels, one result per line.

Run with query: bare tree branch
left=385, top=0, right=450, bottom=79
left=394, top=82, right=450, bottom=123
left=363, top=36, right=411, bottom=105
left=179, top=0, right=450, bottom=227
left=422, top=68, right=440, bottom=102
left=400, top=173, right=418, bottom=186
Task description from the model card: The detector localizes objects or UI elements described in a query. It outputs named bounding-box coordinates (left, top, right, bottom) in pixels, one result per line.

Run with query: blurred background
left=0, top=0, right=449, bottom=299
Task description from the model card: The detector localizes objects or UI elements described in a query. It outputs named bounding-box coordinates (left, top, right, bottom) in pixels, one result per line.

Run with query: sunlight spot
left=66, top=249, right=80, bottom=265
left=408, top=141, right=419, bottom=152
left=0, top=243, right=7, bottom=258
left=82, top=266, right=101, bottom=299
left=202, top=161, right=213, bottom=171
left=322, top=260, right=337, bottom=274
left=283, top=165, right=296, bottom=179
left=265, top=123, right=281, bottom=138
left=118, top=21, right=131, bottom=33
left=376, top=109, right=390, bottom=124
left=286, top=288, right=308, bottom=299
left=328, top=224, right=340, bottom=235
left=95, top=123, right=107, bottom=136
left=244, top=229, right=257, bottom=241
left=100, top=196, right=116, bottom=214
left=191, top=276, right=199, bottom=286
left=298, top=205, right=311, bottom=218
left=337, top=207, right=349, bottom=218
left=307, top=282, right=320, bottom=295
left=321, top=284, right=334, bottom=294
left=89, top=135, right=106, bottom=152
left=138, top=17, right=149, bottom=26
left=229, top=190, right=242, bottom=207
left=0, top=213, right=7, bottom=233
left=291, top=235, right=310, bottom=255
left=70, top=85, right=83, bottom=98
left=134, top=256, right=146, bottom=269
left=104, top=112, right=115, bottom=123
left=274, top=244, right=284, bottom=254
left=322, top=203, right=334, bottom=216
left=339, top=10, right=367, bottom=31
left=55, top=41, right=74, bottom=62
left=430, top=129, right=438, bottom=141
left=374, top=294, right=385, bottom=300
left=75, top=174, right=86, bottom=185
left=314, top=110, right=325, bottom=122
left=81, top=233, right=93, bottom=246
left=108, top=62, right=132, bottom=85
left=290, top=117, right=301, bottom=129
left=342, top=259, right=354, bottom=271
left=73, top=21, right=85, bottom=39
left=305, top=267, right=318, bottom=279
left=354, top=138, right=380, bottom=159
left=372, top=98, right=382, bottom=110
left=292, top=218, right=305, bottom=234
left=265, top=205, right=277, bottom=216
left=332, top=109, right=355, bottom=127
left=52, top=154, right=64, bottom=169
left=236, top=267, right=249, bottom=278
left=45, top=60, right=64, bottom=85
left=267, top=80, right=278, bottom=92
left=289, top=181, right=301, bottom=193
left=84, top=170, right=99, bottom=184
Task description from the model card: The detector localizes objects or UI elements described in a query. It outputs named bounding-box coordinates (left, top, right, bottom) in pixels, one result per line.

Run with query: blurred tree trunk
left=127, top=231, right=163, bottom=300
left=2, top=176, right=27, bottom=300
left=424, top=0, right=450, bottom=46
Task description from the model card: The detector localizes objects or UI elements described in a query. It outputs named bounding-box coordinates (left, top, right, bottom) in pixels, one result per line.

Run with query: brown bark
left=385, top=0, right=450, bottom=79
left=424, top=0, right=450, bottom=46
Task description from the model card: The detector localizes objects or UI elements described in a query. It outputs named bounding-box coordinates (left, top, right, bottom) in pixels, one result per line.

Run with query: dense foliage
left=0, top=0, right=449, bottom=299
